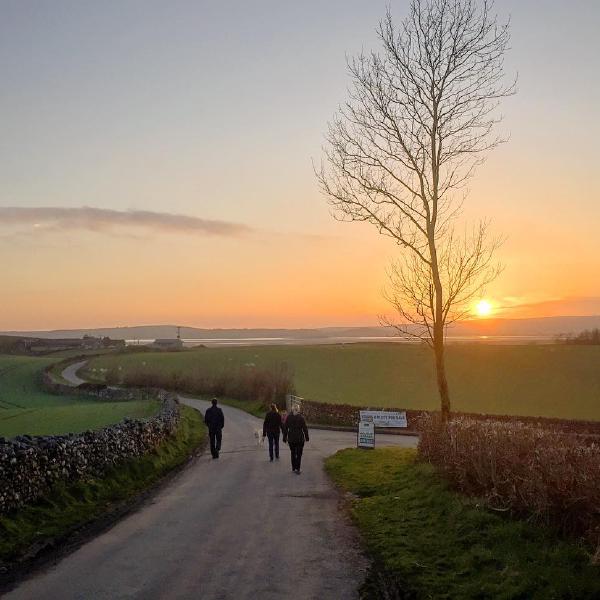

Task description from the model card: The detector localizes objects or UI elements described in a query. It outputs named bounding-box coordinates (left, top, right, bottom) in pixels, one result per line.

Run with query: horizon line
left=2, top=313, right=600, bottom=335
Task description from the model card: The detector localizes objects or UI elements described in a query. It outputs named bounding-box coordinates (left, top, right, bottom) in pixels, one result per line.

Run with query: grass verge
left=325, top=447, right=600, bottom=599
left=152, top=394, right=266, bottom=419
left=218, top=396, right=265, bottom=418
left=0, top=404, right=206, bottom=579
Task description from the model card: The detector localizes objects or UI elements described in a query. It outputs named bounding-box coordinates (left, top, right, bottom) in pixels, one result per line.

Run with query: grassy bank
left=213, top=396, right=265, bottom=418
left=0, top=355, right=158, bottom=437
left=84, top=343, right=600, bottom=421
left=176, top=393, right=265, bottom=418
left=325, top=448, right=600, bottom=599
left=0, top=404, right=205, bottom=570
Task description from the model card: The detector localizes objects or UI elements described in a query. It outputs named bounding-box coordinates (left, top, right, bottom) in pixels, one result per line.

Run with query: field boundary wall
left=2, top=357, right=181, bottom=515
left=0, top=393, right=180, bottom=515
left=41, top=366, right=155, bottom=402
left=300, top=397, right=600, bottom=438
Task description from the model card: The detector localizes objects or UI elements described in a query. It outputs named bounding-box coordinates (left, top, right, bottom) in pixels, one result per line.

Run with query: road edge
left=0, top=406, right=207, bottom=595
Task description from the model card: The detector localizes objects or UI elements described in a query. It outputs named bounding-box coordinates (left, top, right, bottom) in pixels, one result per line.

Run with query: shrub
left=418, top=415, right=600, bottom=557
left=121, top=362, right=294, bottom=408
left=559, top=328, right=600, bottom=345
left=104, top=366, right=122, bottom=385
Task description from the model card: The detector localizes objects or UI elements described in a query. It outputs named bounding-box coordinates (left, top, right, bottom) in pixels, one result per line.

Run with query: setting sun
left=475, top=299, right=493, bottom=318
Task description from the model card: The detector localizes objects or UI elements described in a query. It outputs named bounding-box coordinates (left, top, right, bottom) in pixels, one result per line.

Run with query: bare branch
left=316, top=0, right=514, bottom=419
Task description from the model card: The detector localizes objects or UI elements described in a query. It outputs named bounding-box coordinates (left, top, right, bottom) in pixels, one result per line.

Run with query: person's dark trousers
left=289, top=442, right=304, bottom=471
left=267, top=432, right=280, bottom=460
left=209, top=429, right=222, bottom=458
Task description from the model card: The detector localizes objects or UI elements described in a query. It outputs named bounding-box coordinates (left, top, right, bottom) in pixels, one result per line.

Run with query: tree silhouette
left=317, top=0, right=514, bottom=420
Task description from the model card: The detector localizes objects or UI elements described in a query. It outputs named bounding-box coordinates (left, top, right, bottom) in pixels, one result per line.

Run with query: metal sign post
left=357, top=420, right=375, bottom=449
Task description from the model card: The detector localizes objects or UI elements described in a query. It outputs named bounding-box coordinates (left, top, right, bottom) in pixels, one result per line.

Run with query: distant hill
left=3, top=315, right=600, bottom=341
left=446, top=315, right=600, bottom=337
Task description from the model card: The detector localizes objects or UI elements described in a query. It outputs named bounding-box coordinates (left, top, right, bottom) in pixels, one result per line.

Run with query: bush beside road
left=419, top=414, right=600, bottom=559
left=326, top=447, right=600, bottom=599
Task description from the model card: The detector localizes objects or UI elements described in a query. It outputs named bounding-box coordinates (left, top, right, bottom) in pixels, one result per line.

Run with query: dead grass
left=418, top=414, right=600, bottom=557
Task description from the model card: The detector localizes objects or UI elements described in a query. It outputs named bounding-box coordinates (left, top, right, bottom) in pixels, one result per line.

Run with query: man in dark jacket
left=204, top=398, right=225, bottom=459
left=263, top=404, right=282, bottom=462
left=282, top=406, right=309, bottom=474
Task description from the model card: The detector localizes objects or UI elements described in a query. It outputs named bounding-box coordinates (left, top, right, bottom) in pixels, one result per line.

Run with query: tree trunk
left=433, top=326, right=451, bottom=422
left=428, top=212, right=451, bottom=422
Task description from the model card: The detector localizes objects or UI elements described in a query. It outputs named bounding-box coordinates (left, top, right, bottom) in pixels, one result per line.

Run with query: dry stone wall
left=0, top=394, right=180, bottom=515
left=301, top=398, right=600, bottom=438
left=300, top=398, right=425, bottom=431
left=41, top=369, right=145, bottom=401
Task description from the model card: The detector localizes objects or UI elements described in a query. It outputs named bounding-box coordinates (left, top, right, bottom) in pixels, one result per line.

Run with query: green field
left=84, top=343, right=600, bottom=421
left=0, top=355, right=159, bottom=438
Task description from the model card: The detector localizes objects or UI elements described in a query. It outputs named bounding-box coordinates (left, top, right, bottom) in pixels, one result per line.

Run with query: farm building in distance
left=152, top=326, right=184, bottom=350
left=152, top=338, right=184, bottom=350
left=0, top=335, right=125, bottom=355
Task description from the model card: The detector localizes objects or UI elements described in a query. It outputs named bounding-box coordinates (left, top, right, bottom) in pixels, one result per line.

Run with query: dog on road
left=254, top=429, right=265, bottom=447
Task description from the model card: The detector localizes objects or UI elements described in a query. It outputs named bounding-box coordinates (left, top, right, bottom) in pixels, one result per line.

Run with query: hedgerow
left=418, top=414, right=600, bottom=560
left=107, top=363, right=294, bottom=408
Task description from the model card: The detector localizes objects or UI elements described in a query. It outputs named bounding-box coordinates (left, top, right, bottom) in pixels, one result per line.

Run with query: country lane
left=7, top=395, right=417, bottom=600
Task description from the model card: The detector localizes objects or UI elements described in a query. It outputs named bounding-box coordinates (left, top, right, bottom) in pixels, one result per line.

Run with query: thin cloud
left=0, top=206, right=254, bottom=237
left=496, top=296, right=600, bottom=318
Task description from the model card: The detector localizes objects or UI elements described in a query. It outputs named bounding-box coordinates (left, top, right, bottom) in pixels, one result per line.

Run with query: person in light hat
left=282, top=404, right=309, bottom=474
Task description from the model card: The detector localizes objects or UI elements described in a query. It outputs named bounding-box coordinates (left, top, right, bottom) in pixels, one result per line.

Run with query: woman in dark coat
left=262, top=403, right=282, bottom=462
left=282, top=406, right=309, bottom=474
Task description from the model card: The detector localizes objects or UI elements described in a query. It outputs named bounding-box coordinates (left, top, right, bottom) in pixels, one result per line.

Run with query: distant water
left=126, top=335, right=556, bottom=348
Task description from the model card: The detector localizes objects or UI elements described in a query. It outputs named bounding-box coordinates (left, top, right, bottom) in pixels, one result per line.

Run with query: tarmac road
left=60, top=360, right=88, bottom=386
left=6, top=396, right=417, bottom=600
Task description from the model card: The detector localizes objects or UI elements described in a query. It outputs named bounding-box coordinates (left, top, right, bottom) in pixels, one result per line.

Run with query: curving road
left=7, top=368, right=417, bottom=599
left=60, top=360, right=88, bottom=386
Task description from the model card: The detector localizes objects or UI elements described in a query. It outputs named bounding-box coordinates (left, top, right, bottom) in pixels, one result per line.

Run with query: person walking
left=262, top=403, right=282, bottom=462
left=280, top=409, right=288, bottom=427
left=204, top=398, right=225, bottom=459
left=282, top=405, right=309, bottom=474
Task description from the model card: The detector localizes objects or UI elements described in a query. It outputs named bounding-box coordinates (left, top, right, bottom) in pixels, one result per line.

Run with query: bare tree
left=316, top=0, right=514, bottom=421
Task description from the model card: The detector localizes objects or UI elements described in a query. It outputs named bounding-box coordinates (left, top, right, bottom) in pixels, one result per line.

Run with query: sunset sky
left=1, top=0, right=599, bottom=330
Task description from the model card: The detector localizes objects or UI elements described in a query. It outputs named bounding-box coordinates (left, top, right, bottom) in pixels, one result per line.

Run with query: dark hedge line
left=109, top=363, right=295, bottom=408
left=300, top=397, right=600, bottom=439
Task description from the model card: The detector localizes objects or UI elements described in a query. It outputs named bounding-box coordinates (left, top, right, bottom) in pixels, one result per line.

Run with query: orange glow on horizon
left=1, top=225, right=599, bottom=332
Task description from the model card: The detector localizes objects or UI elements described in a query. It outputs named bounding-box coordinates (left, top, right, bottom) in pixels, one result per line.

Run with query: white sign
left=286, top=394, right=303, bottom=413
left=359, top=410, right=408, bottom=428
left=357, top=421, right=375, bottom=448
